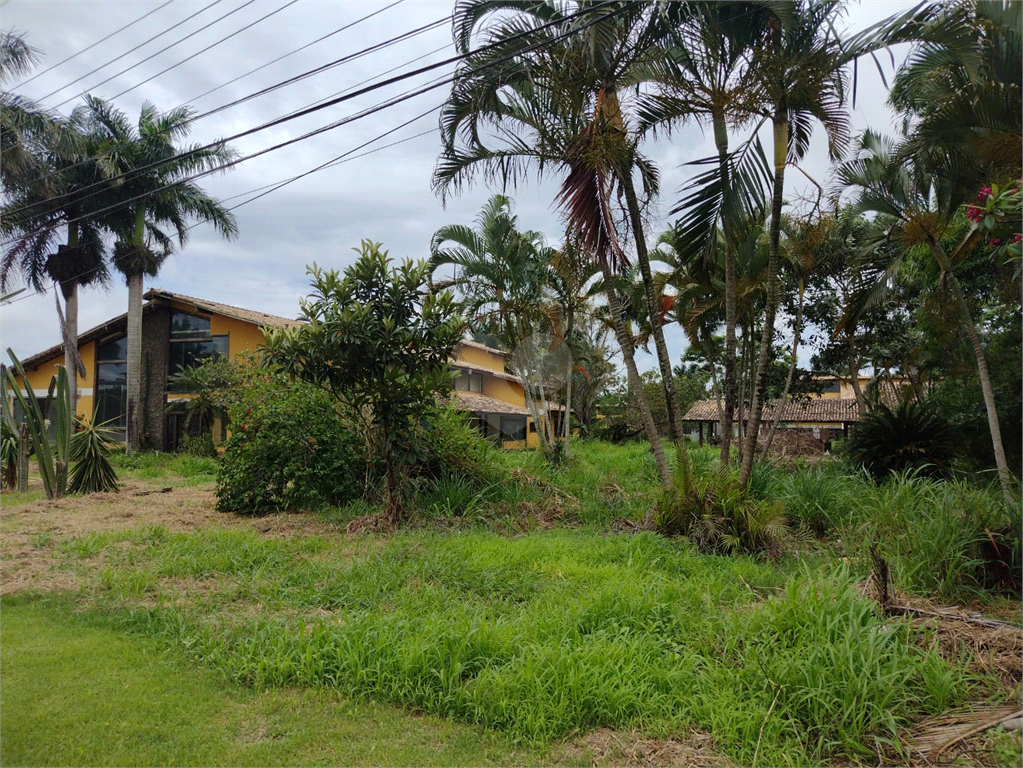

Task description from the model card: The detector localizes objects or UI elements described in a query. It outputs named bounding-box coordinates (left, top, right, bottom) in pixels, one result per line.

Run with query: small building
left=10, top=290, right=540, bottom=451
left=683, top=397, right=863, bottom=454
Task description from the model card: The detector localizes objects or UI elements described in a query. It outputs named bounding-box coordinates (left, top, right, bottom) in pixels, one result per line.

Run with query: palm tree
left=434, top=0, right=679, bottom=488
left=430, top=194, right=551, bottom=350
left=641, top=2, right=774, bottom=464
left=83, top=97, right=238, bottom=452
left=737, top=0, right=854, bottom=489
left=2, top=39, right=112, bottom=417
left=838, top=129, right=1015, bottom=503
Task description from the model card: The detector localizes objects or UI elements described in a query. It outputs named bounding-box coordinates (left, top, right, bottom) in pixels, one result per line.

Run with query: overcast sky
left=1, top=0, right=914, bottom=371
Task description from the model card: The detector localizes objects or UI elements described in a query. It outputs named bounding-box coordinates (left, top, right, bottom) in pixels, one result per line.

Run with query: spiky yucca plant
left=847, top=401, right=959, bottom=480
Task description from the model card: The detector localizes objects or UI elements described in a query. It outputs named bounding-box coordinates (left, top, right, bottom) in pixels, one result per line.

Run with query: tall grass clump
left=772, top=465, right=857, bottom=536
left=840, top=470, right=1020, bottom=598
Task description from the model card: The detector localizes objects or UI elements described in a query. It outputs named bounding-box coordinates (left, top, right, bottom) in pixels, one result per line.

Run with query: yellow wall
left=15, top=339, right=98, bottom=421
left=166, top=299, right=269, bottom=360
left=454, top=344, right=507, bottom=373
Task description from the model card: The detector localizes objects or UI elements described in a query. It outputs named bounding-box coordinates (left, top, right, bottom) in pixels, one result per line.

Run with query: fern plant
left=847, top=401, right=959, bottom=480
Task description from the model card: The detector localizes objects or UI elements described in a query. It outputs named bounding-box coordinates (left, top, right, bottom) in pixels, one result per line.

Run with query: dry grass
left=559, top=727, right=730, bottom=767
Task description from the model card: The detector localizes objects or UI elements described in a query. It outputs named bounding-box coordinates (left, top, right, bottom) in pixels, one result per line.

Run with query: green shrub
left=847, top=401, right=959, bottom=480
left=216, top=378, right=367, bottom=514
left=775, top=466, right=855, bottom=536
left=178, top=433, right=217, bottom=458
left=655, top=456, right=791, bottom=558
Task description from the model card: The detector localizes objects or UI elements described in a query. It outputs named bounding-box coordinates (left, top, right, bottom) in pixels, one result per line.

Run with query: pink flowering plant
left=965, top=180, right=1023, bottom=259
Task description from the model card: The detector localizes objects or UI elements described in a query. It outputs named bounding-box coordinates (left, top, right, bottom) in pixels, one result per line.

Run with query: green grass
left=110, top=451, right=219, bottom=485
left=49, top=525, right=983, bottom=765
left=0, top=596, right=557, bottom=767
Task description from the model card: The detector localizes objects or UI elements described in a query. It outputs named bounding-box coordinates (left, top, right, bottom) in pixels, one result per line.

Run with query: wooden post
left=698, top=421, right=704, bottom=447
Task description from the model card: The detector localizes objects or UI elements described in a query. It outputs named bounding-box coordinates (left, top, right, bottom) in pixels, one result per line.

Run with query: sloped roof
left=19, top=289, right=300, bottom=371
left=146, top=289, right=300, bottom=329
left=682, top=398, right=862, bottom=424
left=458, top=339, right=509, bottom=357
left=451, top=359, right=522, bottom=383
left=449, top=390, right=531, bottom=416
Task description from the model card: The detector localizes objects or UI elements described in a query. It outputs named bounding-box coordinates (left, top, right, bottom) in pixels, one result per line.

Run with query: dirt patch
left=560, top=728, right=730, bottom=768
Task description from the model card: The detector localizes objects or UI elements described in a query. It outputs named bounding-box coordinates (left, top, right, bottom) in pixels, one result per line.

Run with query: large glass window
left=95, top=335, right=127, bottom=434
left=168, top=311, right=227, bottom=382
left=500, top=415, right=526, bottom=442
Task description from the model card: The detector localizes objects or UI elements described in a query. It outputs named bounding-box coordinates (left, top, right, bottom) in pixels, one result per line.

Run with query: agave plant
left=847, top=400, right=960, bottom=480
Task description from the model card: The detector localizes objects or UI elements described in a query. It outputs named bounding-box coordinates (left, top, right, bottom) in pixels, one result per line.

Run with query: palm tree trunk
left=739, top=117, right=787, bottom=490
left=125, top=206, right=146, bottom=454
left=562, top=303, right=574, bottom=459
left=620, top=171, right=687, bottom=450
left=714, top=112, right=738, bottom=465
left=59, top=225, right=81, bottom=421
left=762, top=278, right=803, bottom=456
left=929, top=238, right=1014, bottom=504
left=600, top=261, right=672, bottom=493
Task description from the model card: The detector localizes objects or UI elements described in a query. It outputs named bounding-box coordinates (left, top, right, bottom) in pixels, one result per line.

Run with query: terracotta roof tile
left=682, top=398, right=863, bottom=424
left=448, top=390, right=531, bottom=416
left=450, top=359, right=522, bottom=383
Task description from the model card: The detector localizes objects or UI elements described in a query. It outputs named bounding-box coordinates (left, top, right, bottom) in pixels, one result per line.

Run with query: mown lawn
left=0, top=596, right=556, bottom=767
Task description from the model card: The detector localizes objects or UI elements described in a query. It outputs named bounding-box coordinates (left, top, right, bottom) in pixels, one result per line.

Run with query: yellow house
left=12, top=290, right=539, bottom=450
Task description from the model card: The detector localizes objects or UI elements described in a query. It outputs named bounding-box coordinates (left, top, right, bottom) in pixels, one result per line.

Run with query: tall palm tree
left=737, top=0, right=854, bottom=489
left=641, top=1, right=774, bottom=464
left=838, top=130, right=1015, bottom=503
left=434, top=0, right=678, bottom=487
left=83, top=97, right=237, bottom=452
left=1, top=31, right=56, bottom=188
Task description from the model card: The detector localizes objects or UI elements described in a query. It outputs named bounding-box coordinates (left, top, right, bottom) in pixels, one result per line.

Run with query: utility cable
left=1, top=0, right=636, bottom=246
left=50, top=0, right=259, bottom=109
left=34, top=0, right=226, bottom=103
left=11, top=0, right=177, bottom=91
left=105, top=0, right=303, bottom=103
left=177, top=0, right=406, bottom=109
left=13, top=14, right=452, bottom=189
left=7, top=0, right=621, bottom=216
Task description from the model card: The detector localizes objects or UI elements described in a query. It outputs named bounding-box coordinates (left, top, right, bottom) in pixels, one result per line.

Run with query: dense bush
left=216, top=378, right=367, bottom=514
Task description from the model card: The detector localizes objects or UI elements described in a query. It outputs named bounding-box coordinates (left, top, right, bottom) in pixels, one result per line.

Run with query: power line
left=2, top=1, right=636, bottom=246
left=7, top=1, right=613, bottom=215
left=177, top=0, right=407, bottom=109
left=11, top=0, right=177, bottom=90
left=50, top=0, right=260, bottom=109
left=14, top=14, right=452, bottom=190
left=105, top=0, right=304, bottom=103
left=0, top=120, right=439, bottom=308
left=34, top=0, right=227, bottom=103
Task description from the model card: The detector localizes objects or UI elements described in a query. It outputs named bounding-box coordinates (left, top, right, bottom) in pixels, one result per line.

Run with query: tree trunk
left=620, top=170, right=687, bottom=449
left=929, top=238, right=1014, bottom=504
left=714, top=111, right=738, bottom=466
left=762, top=278, right=803, bottom=456
left=739, top=117, right=787, bottom=490
left=125, top=206, right=146, bottom=454
left=848, top=336, right=866, bottom=416
left=599, top=260, right=672, bottom=493
left=562, top=303, right=574, bottom=459
left=16, top=423, right=29, bottom=493
left=61, top=224, right=80, bottom=421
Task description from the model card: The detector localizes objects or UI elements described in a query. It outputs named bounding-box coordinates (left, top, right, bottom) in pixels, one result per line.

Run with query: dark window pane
left=97, top=336, right=127, bottom=361
left=170, top=311, right=211, bottom=338
left=470, top=374, right=482, bottom=393
left=168, top=336, right=228, bottom=378
left=96, top=361, right=127, bottom=432
left=500, top=415, right=526, bottom=442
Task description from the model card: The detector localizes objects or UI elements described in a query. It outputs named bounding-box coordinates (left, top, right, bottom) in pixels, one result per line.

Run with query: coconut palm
left=434, top=0, right=679, bottom=488
left=837, top=129, right=1015, bottom=503
left=82, top=97, right=237, bottom=452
